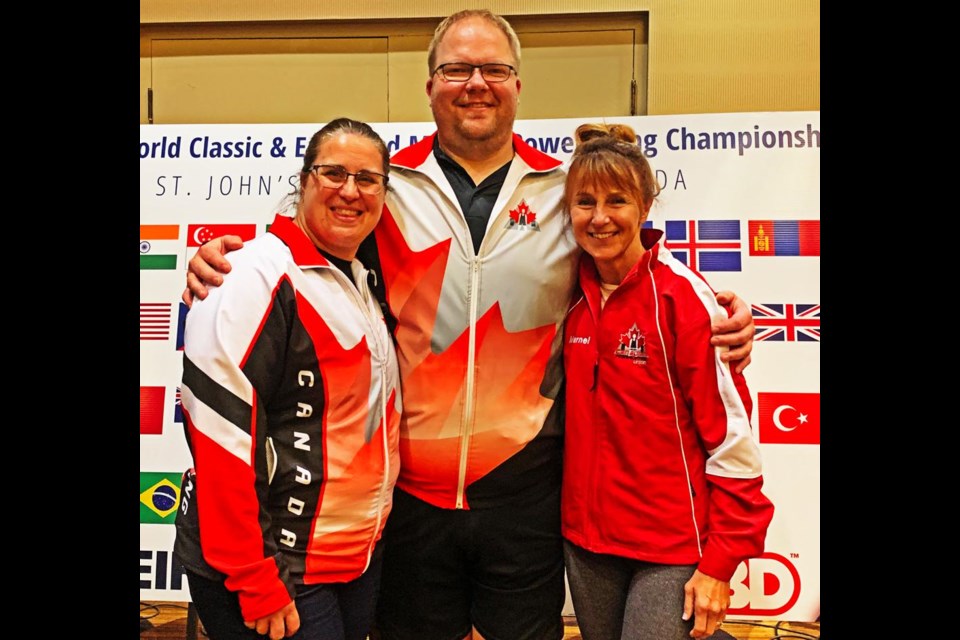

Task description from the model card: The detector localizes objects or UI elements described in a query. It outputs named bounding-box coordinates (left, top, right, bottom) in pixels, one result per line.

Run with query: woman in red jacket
left=561, top=123, right=774, bottom=640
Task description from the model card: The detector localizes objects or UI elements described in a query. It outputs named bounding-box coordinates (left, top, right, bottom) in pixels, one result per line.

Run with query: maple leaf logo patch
left=615, top=323, right=648, bottom=364
left=504, top=200, right=541, bottom=231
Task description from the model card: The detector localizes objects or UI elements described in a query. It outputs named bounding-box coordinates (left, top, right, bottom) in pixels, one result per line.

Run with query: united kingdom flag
left=751, top=303, right=820, bottom=342
left=173, top=386, right=184, bottom=423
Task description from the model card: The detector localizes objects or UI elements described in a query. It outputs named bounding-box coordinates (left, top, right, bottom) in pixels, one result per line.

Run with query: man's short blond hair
left=427, top=10, right=521, bottom=75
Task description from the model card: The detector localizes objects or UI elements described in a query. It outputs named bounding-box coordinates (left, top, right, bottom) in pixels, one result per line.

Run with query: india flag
left=140, top=224, right=180, bottom=270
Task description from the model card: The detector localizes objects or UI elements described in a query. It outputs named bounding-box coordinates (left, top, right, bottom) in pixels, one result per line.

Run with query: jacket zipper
left=455, top=257, right=482, bottom=509
left=340, top=264, right=393, bottom=568
left=587, top=289, right=603, bottom=540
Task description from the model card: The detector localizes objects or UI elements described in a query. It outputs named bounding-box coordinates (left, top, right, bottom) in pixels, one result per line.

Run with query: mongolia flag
left=185, top=224, right=258, bottom=264
left=757, top=392, right=820, bottom=444
left=140, top=472, right=182, bottom=524
left=140, top=386, right=165, bottom=434
left=140, top=224, right=180, bottom=270
left=645, top=220, right=742, bottom=271
left=748, top=220, right=820, bottom=256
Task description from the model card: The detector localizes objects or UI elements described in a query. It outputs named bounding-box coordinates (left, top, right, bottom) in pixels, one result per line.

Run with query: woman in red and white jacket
left=561, top=123, right=774, bottom=640
left=174, top=119, right=401, bottom=640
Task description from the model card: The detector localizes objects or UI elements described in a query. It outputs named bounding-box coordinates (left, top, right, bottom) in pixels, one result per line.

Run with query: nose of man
left=464, top=67, right=490, bottom=89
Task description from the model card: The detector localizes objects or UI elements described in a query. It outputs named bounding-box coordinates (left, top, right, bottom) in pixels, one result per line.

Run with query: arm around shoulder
left=710, top=290, right=754, bottom=373
left=183, top=234, right=246, bottom=304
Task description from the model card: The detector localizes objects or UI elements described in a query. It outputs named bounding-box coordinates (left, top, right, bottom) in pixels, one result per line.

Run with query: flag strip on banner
left=141, top=302, right=173, bottom=341
left=184, top=224, right=258, bottom=264
left=644, top=220, right=742, bottom=271
left=140, top=224, right=180, bottom=270
left=175, top=302, right=189, bottom=350
left=752, top=303, right=820, bottom=342
left=757, top=392, right=820, bottom=444
left=140, top=386, right=165, bottom=434
left=140, top=472, right=182, bottom=524
left=748, top=220, right=820, bottom=256
left=173, top=386, right=184, bottom=423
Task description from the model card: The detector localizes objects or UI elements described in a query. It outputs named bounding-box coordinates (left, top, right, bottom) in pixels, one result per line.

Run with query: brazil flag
left=140, top=472, right=182, bottom=524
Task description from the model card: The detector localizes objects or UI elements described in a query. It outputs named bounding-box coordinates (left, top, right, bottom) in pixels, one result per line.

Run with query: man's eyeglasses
left=310, top=164, right=387, bottom=195
left=433, top=63, right=516, bottom=83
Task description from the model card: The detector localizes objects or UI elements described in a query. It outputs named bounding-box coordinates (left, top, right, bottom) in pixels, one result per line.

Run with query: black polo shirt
left=433, top=137, right=512, bottom=254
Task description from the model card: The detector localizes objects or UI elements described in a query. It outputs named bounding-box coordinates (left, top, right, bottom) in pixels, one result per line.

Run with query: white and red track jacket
left=374, top=133, right=581, bottom=510
left=175, top=214, right=401, bottom=622
left=562, top=229, right=774, bottom=581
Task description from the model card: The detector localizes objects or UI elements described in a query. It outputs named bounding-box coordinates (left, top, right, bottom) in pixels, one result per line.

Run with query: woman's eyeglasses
left=310, top=164, right=387, bottom=195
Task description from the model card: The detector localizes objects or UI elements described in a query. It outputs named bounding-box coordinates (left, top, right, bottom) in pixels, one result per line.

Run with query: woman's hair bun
left=574, top=123, right=637, bottom=148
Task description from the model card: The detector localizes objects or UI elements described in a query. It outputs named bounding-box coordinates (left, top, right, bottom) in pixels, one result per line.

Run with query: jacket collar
left=268, top=213, right=331, bottom=268
left=390, top=131, right=563, bottom=173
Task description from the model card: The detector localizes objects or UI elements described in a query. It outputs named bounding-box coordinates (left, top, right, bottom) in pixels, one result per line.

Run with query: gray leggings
left=564, top=539, right=698, bottom=640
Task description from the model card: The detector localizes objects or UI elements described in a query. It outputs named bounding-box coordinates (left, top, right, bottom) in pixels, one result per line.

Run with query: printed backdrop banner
left=140, top=112, right=820, bottom=621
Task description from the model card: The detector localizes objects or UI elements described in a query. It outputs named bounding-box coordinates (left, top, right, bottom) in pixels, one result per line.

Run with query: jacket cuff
left=697, top=549, right=739, bottom=583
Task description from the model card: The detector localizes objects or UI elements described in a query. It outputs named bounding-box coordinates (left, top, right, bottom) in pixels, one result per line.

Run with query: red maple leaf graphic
left=376, top=205, right=554, bottom=508
left=509, top=201, right=536, bottom=225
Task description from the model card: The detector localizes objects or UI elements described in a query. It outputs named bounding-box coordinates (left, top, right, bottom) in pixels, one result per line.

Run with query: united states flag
left=752, top=303, right=820, bottom=342
left=140, top=302, right=173, bottom=341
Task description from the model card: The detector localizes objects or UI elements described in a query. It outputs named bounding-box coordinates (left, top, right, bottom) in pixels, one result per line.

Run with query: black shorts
left=375, top=487, right=565, bottom=640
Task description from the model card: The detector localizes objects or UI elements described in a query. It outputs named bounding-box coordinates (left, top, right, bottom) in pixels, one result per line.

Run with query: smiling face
left=568, top=173, right=650, bottom=284
left=426, top=15, right=521, bottom=155
left=295, top=132, right=386, bottom=261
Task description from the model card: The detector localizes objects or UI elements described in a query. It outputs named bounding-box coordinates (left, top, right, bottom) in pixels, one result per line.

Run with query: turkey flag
left=757, top=393, right=820, bottom=444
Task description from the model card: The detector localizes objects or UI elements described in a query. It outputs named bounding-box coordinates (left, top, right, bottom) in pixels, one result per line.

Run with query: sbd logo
left=727, top=552, right=801, bottom=616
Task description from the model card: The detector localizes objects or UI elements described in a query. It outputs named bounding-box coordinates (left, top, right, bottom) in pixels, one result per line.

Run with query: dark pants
left=375, top=487, right=565, bottom=640
left=186, top=544, right=384, bottom=640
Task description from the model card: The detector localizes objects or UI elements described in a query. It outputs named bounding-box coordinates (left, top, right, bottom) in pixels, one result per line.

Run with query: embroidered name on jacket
left=504, top=200, right=541, bottom=231
left=615, top=323, right=648, bottom=364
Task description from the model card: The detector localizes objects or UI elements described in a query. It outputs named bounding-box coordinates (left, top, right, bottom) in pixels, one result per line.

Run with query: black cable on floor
left=723, top=618, right=820, bottom=639
left=140, top=602, right=192, bottom=635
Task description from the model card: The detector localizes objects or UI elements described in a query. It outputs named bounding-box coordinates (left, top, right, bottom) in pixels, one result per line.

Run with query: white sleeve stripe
left=707, top=359, right=762, bottom=479
left=656, top=249, right=763, bottom=479
left=181, top=383, right=253, bottom=464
